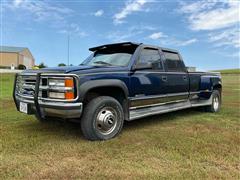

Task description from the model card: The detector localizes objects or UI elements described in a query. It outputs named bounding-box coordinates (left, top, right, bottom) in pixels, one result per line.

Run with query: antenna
left=67, top=34, right=70, bottom=66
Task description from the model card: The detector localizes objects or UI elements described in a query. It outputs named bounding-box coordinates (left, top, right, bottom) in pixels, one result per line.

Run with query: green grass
left=212, top=68, right=240, bottom=74
left=0, top=73, right=240, bottom=179
left=0, top=74, right=15, bottom=101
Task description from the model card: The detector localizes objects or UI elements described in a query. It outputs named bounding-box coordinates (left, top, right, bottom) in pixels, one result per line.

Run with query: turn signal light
left=65, top=79, right=74, bottom=87
left=65, top=91, right=74, bottom=99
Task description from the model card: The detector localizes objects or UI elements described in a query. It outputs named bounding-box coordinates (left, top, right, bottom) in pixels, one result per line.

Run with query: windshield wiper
left=94, top=61, right=112, bottom=66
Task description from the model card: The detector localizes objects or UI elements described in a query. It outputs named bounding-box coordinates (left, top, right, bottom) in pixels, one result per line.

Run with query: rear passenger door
left=162, top=51, right=189, bottom=102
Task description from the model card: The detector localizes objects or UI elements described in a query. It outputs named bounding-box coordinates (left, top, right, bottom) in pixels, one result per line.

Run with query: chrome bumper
left=15, top=95, right=83, bottom=119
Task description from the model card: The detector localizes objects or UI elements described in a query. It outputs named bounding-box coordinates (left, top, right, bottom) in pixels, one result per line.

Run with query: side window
left=138, top=48, right=163, bottom=70
left=163, top=51, right=185, bottom=72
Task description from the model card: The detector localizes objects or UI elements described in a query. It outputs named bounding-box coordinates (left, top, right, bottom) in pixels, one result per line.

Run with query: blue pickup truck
left=13, top=42, right=222, bottom=140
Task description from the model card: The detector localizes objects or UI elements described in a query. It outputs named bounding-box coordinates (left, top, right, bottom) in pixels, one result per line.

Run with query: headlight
left=48, top=92, right=65, bottom=99
left=49, top=79, right=65, bottom=86
left=47, top=78, right=75, bottom=100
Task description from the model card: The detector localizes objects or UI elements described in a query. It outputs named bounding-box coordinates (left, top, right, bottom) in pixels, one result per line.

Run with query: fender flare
left=200, top=76, right=222, bottom=91
left=78, top=79, right=129, bottom=102
left=212, top=79, right=222, bottom=90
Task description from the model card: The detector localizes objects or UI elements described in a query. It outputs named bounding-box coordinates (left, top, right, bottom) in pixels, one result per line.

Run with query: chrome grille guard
left=13, top=73, right=80, bottom=119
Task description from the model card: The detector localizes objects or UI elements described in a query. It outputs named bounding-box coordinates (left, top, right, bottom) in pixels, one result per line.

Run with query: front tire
left=81, top=96, right=124, bottom=141
left=205, top=90, right=221, bottom=112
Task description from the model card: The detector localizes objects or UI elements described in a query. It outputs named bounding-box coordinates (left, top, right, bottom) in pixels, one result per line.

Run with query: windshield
left=81, top=45, right=137, bottom=67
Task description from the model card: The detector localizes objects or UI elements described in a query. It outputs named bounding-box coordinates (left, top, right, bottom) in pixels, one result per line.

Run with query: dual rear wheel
left=205, top=90, right=221, bottom=112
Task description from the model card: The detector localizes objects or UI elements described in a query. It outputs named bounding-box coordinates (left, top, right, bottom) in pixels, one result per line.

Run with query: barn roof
left=0, top=46, right=27, bottom=53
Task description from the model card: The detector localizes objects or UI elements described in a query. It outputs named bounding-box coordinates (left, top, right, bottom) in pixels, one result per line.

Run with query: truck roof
left=89, top=42, right=179, bottom=53
left=89, top=42, right=141, bottom=51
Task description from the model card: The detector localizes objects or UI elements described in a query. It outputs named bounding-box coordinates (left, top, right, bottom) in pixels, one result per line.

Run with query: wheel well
left=83, top=87, right=129, bottom=120
left=213, top=84, right=222, bottom=91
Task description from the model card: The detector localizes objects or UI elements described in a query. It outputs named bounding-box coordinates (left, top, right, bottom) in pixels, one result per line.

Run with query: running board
left=129, top=97, right=212, bottom=121
left=129, top=101, right=191, bottom=121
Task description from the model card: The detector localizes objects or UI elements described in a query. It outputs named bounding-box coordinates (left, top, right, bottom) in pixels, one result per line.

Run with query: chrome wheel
left=213, top=96, right=219, bottom=111
left=95, top=107, right=117, bottom=135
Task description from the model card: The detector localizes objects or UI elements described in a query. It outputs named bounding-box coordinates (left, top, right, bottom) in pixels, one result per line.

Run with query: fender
left=78, top=79, right=129, bottom=102
left=200, top=75, right=222, bottom=99
left=211, top=77, right=222, bottom=90
left=200, top=75, right=221, bottom=91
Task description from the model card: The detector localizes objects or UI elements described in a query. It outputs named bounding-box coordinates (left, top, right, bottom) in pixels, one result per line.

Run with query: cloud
left=179, top=1, right=216, bottom=14
left=180, top=1, right=240, bottom=31
left=106, top=30, right=141, bottom=42
left=58, top=23, right=88, bottom=38
left=147, top=32, right=197, bottom=47
left=106, top=24, right=156, bottom=42
left=4, top=0, right=88, bottom=38
left=179, top=0, right=239, bottom=53
left=148, top=32, right=166, bottom=40
left=13, top=0, right=23, bottom=7
left=113, top=0, right=149, bottom=24
left=5, top=0, right=74, bottom=22
left=94, top=9, right=104, bottom=17
left=128, top=24, right=157, bottom=32
left=164, top=38, right=198, bottom=47
left=142, top=25, right=157, bottom=31
left=208, top=28, right=240, bottom=48
left=176, top=38, right=198, bottom=46
left=105, top=25, right=149, bottom=42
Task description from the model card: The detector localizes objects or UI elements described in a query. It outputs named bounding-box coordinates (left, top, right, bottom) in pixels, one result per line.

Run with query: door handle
left=162, top=76, right=167, bottom=82
left=183, top=76, right=187, bottom=80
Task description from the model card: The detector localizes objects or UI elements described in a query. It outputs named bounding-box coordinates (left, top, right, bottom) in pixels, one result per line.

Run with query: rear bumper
left=15, top=95, right=83, bottom=118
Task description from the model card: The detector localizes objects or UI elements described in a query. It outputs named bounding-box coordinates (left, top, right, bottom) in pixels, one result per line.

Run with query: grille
left=16, top=75, right=37, bottom=98
left=15, top=74, right=78, bottom=101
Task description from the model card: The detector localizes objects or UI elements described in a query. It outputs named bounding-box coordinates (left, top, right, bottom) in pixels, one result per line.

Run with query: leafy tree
left=38, top=62, right=47, bottom=69
left=17, top=64, right=26, bottom=70
left=58, top=63, right=66, bottom=67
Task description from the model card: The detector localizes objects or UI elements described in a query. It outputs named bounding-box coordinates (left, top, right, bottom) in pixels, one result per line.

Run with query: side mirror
left=134, top=63, right=152, bottom=70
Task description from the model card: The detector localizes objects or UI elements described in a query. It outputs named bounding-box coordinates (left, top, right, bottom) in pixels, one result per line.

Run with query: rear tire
left=205, top=90, right=221, bottom=112
left=81, top=96, right=124, bottom=141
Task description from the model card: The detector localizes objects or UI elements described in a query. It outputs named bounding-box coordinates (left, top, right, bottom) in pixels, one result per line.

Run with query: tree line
left=33, top=62, right=74, bottom=69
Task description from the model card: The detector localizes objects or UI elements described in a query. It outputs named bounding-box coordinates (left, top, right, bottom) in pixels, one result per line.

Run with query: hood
left=43, top=65, right=96, bottom=73
left=22, top=65, right=128, bottom=74
left=23, top=65, right=96, bottom=74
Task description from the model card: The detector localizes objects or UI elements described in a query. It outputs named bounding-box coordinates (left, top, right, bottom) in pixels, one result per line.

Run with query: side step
left=129, top=101, right=191, bottom=121
left=129, top=96, right=213, bottom=121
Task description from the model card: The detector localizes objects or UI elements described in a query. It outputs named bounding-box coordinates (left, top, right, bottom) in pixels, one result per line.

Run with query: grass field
left=0, top=73, right=239, bottom=179
left=212, top=68, right=240, bottom=74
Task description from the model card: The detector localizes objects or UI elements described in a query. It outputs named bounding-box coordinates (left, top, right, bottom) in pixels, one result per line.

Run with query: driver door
left=129, top=47, right=168, bottom=108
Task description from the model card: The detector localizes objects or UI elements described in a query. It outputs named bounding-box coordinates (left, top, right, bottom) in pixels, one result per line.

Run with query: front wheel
left=81, top=96, right=124, bottom=141
left=205, top=90, right=221, bottom=112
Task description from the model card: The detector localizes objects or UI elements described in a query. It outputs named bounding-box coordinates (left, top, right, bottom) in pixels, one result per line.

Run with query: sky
left=1, top=0, right=239, bottom=70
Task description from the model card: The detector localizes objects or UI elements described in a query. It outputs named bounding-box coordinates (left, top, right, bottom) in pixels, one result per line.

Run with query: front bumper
left=13, top=73, right=83, bottom=119
left=15, top=95, right=83, bottom=119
